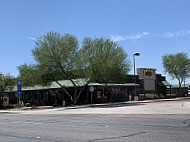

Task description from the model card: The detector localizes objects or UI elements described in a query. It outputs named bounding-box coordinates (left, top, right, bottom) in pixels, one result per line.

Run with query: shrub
left=145, top=94, right=159, bottom=99
left=25, top=103, right=31, bottom=107
left=166, top=94, right=176, bottom=98
left=3, top=104, right=17, bottom=109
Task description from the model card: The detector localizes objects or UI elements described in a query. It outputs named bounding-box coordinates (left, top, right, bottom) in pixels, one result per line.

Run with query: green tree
left=17, top=64, right=43, bottom=87
left=21, top=32, right=130, bottom=104
left=74, top=37, right=131, bottom=103
left=0, top=73, right=16, bottom=107
left=78, top=37, right=130, bottom=83
left=32, top=32, right=81, bottom=103
left=162, top=52, right=190, bottom=89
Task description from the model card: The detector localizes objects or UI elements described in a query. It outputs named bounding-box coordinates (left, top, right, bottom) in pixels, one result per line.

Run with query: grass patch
left=166, top=94, right=176, bottom=98
left=25, top=103, right=31, bottom=107
left=139, top=94, right=159, bottom=99
left=2, top=104, right=17, bottom=109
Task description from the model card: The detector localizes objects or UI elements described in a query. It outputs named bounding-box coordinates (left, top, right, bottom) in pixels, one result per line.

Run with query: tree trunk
left=55, top=80, right=74, bottom=103
left=74, top=87, right=77, bottom=104
left=73, top=82, right=89, bottom=104
left=61, top=87, right=74, bottom=103
left=176, top=78, right=183, bottom=96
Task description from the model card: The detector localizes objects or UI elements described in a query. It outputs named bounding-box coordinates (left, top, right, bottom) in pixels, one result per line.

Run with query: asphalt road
left=1, top=99, right=190, bottom=142
left=0, top=113, right=190, bottom=142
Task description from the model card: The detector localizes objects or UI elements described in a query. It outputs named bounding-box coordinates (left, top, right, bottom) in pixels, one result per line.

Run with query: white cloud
left=28, top=37, right=37, bottom=41
left=126, top=32, right=149, bottom=40
left=110, top=32, right=149, bottom=42
left=28, top=37, right=43, bottom=41
left=110, top=35, right=126, bottom=42
left=163, top=30, right=190, bottom=38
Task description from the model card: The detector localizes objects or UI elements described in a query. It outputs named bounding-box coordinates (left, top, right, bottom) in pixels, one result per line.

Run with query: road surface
left=0, top=99, right=190, bottom=142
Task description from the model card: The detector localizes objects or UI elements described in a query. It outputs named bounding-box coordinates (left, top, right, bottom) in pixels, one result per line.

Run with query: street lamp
left=133, top=53, right=140, bottom=100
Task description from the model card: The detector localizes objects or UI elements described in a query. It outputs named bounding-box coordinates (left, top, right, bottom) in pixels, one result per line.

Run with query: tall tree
left=23, top=32, right=130, bottom=104
left=32, top=32, right=80, bottom=103
left=0, top=73, right=16, bottom=107
left=162, top=52, right=190, bottom=89
left=74, top=37, right=131, bottom=103
left=77, top=37, right=130, bottom=84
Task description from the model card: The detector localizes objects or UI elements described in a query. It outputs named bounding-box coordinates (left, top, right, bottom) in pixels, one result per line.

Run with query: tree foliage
left=77, top=37, right=130, bottom=83
left=32, top=32, right=81, bottom=103
left=17, top=64, right=44, bottom=86
left=33, top=32, right=79, bottom=76
left=0, top=73, right=16, bottom=106
left=0, top=73, right=16, bottom=93
left=162, top=52, right=190, bottom=88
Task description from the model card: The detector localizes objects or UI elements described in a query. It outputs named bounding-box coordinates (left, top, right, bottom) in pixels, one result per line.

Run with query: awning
left=161, top=81, right=171, bottom=86
left=157, top=81, right=165, bottom=87
left=157, top=81, right=171, bottom=87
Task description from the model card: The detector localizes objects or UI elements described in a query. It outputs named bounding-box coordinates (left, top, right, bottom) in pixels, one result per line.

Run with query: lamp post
left=133, top=53, right=140, bottom=100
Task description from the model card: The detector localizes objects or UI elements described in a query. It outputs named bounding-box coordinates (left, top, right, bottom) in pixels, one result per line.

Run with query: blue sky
left=0, top=0, right=190, bottom=84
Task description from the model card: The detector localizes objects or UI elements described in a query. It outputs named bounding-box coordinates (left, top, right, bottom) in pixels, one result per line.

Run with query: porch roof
left=157, top=81, right=171, bottom=87
left=5, top=78, right=88, bottom=92
left=88, top=83, right=140, bottom=87
left=5, top=79, right=139, bottom=92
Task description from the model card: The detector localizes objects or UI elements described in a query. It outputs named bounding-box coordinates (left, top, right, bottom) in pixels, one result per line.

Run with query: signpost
left=3, top=97, right=9, bottom=105
left=17, top=80, right=22, bottom=107
left=89, top=86, right=94, bottom=104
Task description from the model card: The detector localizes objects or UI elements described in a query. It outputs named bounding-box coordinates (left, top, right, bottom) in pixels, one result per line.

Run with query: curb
left=103, top=97, right=190, bottom=106
left=64, top=97, right=190, bottom=109
left=1, top=97, right=189, bottom=112
left=22, top=106, right=54, bottom=110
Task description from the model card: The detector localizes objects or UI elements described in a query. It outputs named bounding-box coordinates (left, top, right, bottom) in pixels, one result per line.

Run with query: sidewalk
left=1, top=97, right=190, bottom=112
left=65, top=97, right=190, bottom=109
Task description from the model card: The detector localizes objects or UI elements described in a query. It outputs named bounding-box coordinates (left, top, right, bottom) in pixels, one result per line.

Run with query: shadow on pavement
left=65, top=103, right=145, bottom=110
left=91, top=103, right=145, bottom=108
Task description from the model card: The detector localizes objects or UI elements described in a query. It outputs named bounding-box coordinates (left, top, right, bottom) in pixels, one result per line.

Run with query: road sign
left=17, top=80, right=22, bottom=95
left=89, top=86, right=94, bottom=104
left=18, top=91, right=22, bottom=96
left=90, top=86, right=94, bottom=92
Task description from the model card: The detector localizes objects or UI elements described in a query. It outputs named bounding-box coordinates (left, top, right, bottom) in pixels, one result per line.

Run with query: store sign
left=97, top=91, right=102, bottom=99
left=144, top=70, right=154, bottom=79
left=3, top=97, right=9, bottom=105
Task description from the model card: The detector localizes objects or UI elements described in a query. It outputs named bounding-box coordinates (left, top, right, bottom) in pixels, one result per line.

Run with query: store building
left=4, top=68, right=171, bottom=106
